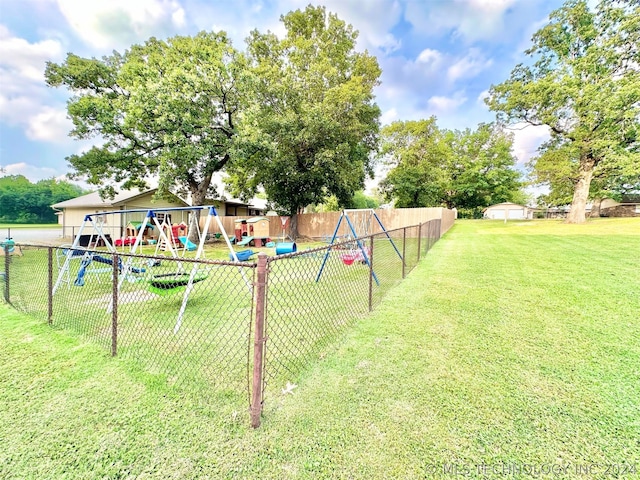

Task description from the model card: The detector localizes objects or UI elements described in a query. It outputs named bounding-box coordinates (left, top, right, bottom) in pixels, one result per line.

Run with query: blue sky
left=0, top=0, right=565, bottom=190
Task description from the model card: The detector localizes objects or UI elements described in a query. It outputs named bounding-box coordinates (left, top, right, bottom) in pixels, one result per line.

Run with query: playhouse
left=234, top=217, right=270, bottom=247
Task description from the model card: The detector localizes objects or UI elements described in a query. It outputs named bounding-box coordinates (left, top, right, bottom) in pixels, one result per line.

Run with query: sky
left=0, top=0, right=566, bottom=192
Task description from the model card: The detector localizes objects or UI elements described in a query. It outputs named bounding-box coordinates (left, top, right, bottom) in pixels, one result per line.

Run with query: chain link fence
left=2, top=218, right=444, bottom=426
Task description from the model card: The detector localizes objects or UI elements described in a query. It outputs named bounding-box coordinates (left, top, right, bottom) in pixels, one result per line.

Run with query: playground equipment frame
left=315, top=209, right=403, bottom=284
left=52, top=205, right=243, bottom=333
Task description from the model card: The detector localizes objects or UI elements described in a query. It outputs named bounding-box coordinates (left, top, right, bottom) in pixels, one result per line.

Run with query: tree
left=378, top=118, right=450, bottom=208
left=45, top=31, right=245, bottom=209
left=227, top=6, right=381, bottom=237
left=0, top=175, right=84, bottom=223
left=445, top=123, right=524, bottom=216
left=379, top=120, right=523, bottom=216
left=486, top=0, right=640, bottom=223
left=529, top=137, right=640, bottom=215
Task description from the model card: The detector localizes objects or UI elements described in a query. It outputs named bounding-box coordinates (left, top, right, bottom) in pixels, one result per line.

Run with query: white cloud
left=0, top=25, right=63, bottom=85
left=509, top=123, right=550, bottom=164
left=3, top=162, right=59, bottom=181
left=56, top=0, right=187, bottom=49
left=427, top=91, right=468, bottom=113
left=380, top=107, right=399, bottom=125
left=0, top=27, right=73, bottom=145
left=416, top=48, right=442, bottom=66
left=26, top=107, right=73, bottom=143
left=476, top=89, right=490, bottom=104
left=447, top=48, right=493, bottom=82
left=406, top=0, right=517, bottom=43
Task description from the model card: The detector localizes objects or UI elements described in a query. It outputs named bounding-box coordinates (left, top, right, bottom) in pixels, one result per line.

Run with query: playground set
left=234, top=217, right=270, bottom=247
left=52, top=205, right=246, bottom=333
left=46, top=206, right=403, bottom=339
left=316, top=209, right=403, bottom=285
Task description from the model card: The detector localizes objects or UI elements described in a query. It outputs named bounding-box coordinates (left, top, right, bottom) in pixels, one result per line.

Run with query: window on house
left=226, top=205, right=238, bottom=216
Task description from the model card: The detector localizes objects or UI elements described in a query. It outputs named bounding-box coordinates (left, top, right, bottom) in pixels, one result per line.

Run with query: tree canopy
left=486, top=0, right=640, bottom=223
left=45, top=31, right=245, bottom=206
left=0, top=175, right=84, bottom=223
left=226, top=6, right=381, bottom=233
left=379, top=119, right=524, bottom=217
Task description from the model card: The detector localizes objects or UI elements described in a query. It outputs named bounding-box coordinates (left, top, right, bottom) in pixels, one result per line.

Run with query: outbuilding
left=483, top=202, right=532, bottom=220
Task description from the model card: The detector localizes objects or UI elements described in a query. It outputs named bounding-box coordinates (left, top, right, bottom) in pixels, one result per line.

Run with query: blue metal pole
left=372, top=212, right=403, bottom=260
left=315, top=212, right=344, bottom=282
left=344, top=213, right=379, bottom=286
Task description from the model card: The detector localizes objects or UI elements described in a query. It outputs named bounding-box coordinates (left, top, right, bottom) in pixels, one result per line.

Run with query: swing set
left=53, top=206, right=243, bottom=333
left=315, top=209, right=403, bottom=285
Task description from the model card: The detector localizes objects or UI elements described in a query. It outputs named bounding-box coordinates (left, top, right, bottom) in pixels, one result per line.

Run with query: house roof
left=52, top=186, right=268, bottom=211
left=483, top=202, right=527, bottom=211
left=51, top=188, right=187, bottom=209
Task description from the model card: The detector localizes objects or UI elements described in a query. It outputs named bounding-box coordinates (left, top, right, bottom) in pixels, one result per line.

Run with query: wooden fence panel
left=199, top=208, right=456, bottom=240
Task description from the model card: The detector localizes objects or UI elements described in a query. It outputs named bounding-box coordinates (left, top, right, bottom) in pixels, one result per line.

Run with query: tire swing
left=148, top=271, right=209, bottom=294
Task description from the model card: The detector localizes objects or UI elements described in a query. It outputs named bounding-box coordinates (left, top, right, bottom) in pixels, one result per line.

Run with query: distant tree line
left=379, top=120, right=525, bottom=218
left=0, top=175, right=84, bottom=224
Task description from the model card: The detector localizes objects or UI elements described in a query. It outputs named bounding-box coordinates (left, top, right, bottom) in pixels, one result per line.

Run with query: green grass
left=0, top=223, right=61, bottom=229
left=1, top=218, right=639, bottom=478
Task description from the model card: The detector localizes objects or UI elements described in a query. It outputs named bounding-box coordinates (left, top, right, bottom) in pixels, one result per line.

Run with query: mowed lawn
left=1, top=218, right=638, bottom=479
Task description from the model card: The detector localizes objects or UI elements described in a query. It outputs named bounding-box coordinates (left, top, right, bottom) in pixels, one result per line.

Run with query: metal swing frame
left=315, top=209, right=403, bottom=285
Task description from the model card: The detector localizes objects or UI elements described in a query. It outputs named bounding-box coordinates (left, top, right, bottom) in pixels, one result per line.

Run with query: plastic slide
left=236, top=236, right=254, bottom=246
left=178, top=236, right=197, bottom=251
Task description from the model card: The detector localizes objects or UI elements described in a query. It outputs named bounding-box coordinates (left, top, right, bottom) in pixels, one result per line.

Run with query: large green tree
left=530, top=136, right=640, bottom=213
left=378, top=118, right=450, bottom=208
left=45, top=31, right=245, bottom=207
left=227, top=6, right=381, bottom=236
left=486, top=0, right=640, bottom=223
left=0, top=175, right=84, bottom=223
left=379, top=120, right=523, bottom=216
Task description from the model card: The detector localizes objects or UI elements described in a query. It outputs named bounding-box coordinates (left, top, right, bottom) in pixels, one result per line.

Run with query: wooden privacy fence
left=199, top=207, right=456, bottom=239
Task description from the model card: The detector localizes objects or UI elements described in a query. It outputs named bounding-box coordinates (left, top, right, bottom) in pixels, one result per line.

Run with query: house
left=599, top=195, right=640, bottom=218
left=483, top=202, right=532, bottom=220
left=51, top=188, right=190, bottom=242
left=52, top=188, right=268, bottom=242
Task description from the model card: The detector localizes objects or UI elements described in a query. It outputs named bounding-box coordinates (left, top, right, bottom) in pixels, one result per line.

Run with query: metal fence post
left=417, top=223, right=423, bottom=262
left=369, top=235, right=374, bottom=312
left=48, top=247, right=53, bottom=324
left=111, top=253, right=118, bottom=357
left=402, top=227, right=407, bottom=279
left=3, top=244, right=9, bottom=303
left=251, top=253, right=268, bottom=428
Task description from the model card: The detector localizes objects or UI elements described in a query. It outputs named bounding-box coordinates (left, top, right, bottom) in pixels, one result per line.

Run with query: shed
left=483, top=203, right=532, bottom=220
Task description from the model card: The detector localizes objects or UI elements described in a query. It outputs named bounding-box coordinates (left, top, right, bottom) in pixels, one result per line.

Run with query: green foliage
left=379, top=118, right=449, bottom=208
left=313, top=190, right=378, bottom=212
left=0, top=175, right=83, bottom=223
left=487, top=0, right=640, bottom=222
left=227, top=6, right=381, bottom=219
left=45, top=32, right=245, bottom=205
left=350, top=191, right=379, bottom=209
left=380, top=120, right=523, bottom=210
left=530, top=137, right=640, bottom=206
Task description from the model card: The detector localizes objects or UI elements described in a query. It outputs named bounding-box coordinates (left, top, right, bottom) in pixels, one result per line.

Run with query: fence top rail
left=81, top=205, right=219, bottom=219
left=10, top=243, right=258, bottom=268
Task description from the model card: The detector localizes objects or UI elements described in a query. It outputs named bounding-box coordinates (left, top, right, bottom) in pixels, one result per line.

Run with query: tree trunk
left=589, top=198, right=602, bottom=218
left=566, top=157, right=596, bottom=224
left=189, top=190, right=207, bottom=243
left=289, top=212, right=299, bottom=240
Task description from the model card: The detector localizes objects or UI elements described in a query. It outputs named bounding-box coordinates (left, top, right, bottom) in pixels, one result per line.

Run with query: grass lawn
left=0, top=223, right=61, bottom=229
left=1, top=218, right=639, bottom=478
